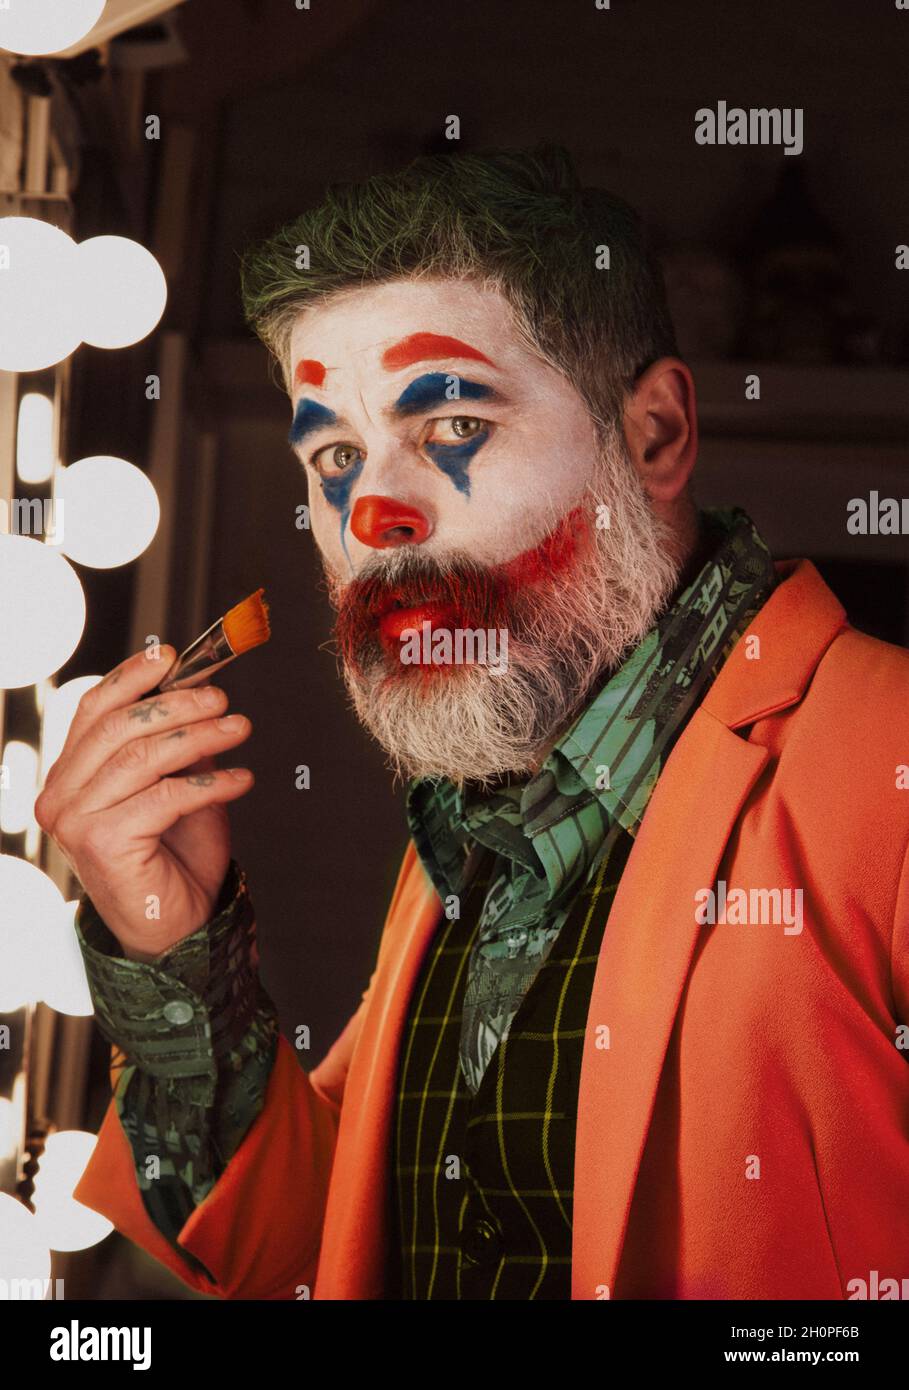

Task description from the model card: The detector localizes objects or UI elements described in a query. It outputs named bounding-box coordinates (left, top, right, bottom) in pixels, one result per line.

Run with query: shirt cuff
left=75, top=862, right=264, bottom=1092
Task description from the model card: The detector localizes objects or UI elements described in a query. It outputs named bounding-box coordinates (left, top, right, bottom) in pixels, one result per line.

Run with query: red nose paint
left=350, top=495, right=432, bottom=548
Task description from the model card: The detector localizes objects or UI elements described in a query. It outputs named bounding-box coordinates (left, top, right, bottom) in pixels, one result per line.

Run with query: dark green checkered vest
left=389, top=829, right=633, bottom=1299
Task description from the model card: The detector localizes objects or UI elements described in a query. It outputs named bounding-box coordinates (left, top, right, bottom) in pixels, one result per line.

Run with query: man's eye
left=312, top=443, right=363, bottom=476
left=425, top=416, right=487, bottom=445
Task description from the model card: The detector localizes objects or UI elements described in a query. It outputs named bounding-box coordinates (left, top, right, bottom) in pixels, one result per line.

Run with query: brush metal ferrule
left=159, top=620, right=237, bottom=692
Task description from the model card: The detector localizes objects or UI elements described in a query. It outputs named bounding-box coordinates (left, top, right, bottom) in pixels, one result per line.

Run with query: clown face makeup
left=288, top=278, right=601, bottom=579
left=287, top=277, right=681, bottom=786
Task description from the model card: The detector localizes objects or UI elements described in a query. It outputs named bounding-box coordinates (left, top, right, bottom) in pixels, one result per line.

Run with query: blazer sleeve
left=73, top=996, right=367, bottom=1300
left=74, top=861, right=281, bottom=1251
left=72, top=839, right=416, bottom=1299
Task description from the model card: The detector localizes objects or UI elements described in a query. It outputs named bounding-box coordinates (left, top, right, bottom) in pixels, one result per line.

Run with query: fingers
left=62, top=645, right=179, bottom=756
left=38, top=685, right=230, bottom=816
left=95, top=766, right=255, bottom=843
left=78, top=713, right=252, bottom=814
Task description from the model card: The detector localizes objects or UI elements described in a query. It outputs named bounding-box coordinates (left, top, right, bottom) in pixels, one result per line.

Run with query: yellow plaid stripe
left=391, top=830, right=632, bottom=1300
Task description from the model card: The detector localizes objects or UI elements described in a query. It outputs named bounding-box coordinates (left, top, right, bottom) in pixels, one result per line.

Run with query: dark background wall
left=181, top=0, right=909, bottom=1055
left=57, top=0, right=909, bottom=1295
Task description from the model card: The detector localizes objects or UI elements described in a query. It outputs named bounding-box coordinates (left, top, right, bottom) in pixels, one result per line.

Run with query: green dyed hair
left=239, top=144, right=678, bottom=436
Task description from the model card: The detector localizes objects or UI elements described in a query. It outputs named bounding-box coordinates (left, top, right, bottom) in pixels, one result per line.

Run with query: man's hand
left=35, top=645, right=254, bottom=961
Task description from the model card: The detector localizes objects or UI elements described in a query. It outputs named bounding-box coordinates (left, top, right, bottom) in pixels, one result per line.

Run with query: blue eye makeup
left=288, top=399, right=338, bottom=448
left=320, top=454, right=365, bottom=572
left=393, top=376, right=497, bottom=496
left=392, top=372, right=498, bottom=418
left=424, top=429, right=488, bottom=498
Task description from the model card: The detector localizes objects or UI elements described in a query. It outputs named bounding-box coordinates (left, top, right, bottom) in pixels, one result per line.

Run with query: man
left=38, top=146, right=909, bottom=1300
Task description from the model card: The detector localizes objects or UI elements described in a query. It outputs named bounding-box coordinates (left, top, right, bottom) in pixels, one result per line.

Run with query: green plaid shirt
left=75, top=505, right=777, bottom=1283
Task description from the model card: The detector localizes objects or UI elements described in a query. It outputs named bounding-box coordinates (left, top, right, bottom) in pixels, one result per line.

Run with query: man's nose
left=349, top=495, right=432, bottom=549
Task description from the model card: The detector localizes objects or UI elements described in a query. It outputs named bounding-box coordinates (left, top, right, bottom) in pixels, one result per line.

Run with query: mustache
left=332, top=506, right=589, bottom=672
left=333, top=553, right=507, bottom=672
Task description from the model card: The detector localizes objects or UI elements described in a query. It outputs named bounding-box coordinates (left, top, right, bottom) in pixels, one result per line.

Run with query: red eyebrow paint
left=381, top=332, right=494, bottom=372
left=294, top=358, right=327, bottom=388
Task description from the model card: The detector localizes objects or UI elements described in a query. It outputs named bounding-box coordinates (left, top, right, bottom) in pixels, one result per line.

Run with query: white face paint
left=285, top=275, right=681, bottom=786
left=286, top=277, right=602, bottom=581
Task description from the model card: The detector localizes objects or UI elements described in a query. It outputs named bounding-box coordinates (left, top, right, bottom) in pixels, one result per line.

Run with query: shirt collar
left=407, top=505, right=777, bottom=904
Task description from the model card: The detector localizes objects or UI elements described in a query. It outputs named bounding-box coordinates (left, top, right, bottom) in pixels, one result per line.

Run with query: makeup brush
left=159, top=589, right=271, bottom=692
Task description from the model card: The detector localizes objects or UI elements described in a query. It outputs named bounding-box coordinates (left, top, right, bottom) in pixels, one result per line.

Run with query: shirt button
left=162, top=1000, right=194, bottom=1025
left=460, top=1218, right=503, bottom=1266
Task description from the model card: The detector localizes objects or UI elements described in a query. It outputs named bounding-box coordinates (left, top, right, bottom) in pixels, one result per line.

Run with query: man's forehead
left=287, top=278, right=518, bottom=390
left=292, top=332, right=496, bottom=391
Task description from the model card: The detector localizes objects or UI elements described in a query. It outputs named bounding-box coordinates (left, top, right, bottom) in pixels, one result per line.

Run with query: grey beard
left=334, top=438, right=681, bottom=790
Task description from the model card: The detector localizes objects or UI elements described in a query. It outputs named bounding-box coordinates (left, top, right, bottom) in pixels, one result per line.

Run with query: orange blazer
left=74, top=558, right=909, bottom=1299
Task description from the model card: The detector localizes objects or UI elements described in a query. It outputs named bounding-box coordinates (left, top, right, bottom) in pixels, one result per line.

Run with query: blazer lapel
left=315, top=844, right=442, bottom=1298
left=571, top=557, right=847, bottom=1298
left=571, top=707, right=769, bottom=1297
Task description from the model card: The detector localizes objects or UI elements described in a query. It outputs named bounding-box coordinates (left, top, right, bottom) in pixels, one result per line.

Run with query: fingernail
left=217, top=714, right=246, bottom=732
left=227, top=767, right=252, bottom=780
left=196, top=686, right=221, bottom=708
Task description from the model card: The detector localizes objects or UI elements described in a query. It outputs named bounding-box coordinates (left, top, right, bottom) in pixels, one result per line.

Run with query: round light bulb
left=32, top=1196, right=112, bottom=1254
left=76, top=236, right=167, bottom=349
left=31, top=1131, right=97, bottom=1186
left=0, top=0, right=106, bottom=56
left=41, top=675, right=102, bottom=774
left=0, top=856, right=63, bottom=1011
left=0, top=218, right=81, bottom=372
left=40, top=901, right=93, bottom=1018
left=31, top=1131, right=112, bottom=1253
left=0, top=740, right=39, bottom=835
left=0, top=1194, right=51, bottom=1292
left=0, top=1098, right=22, bottom=1167
left=56, top=456, right=160, bottom=569
left=0, top=536, right=85, bottom=689
left=16, top=392, right=55, bottom=486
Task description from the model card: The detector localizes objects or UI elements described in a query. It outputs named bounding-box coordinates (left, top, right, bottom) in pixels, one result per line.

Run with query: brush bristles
left=223, top=588, right=271, bottom=656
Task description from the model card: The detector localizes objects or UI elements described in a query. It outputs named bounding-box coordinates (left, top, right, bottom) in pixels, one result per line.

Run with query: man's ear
left=622, top=358, right=698, bottom=503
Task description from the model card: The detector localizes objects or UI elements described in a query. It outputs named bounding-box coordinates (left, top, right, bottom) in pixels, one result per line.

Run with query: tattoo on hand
left=129, top=699, right=168, bottom=724
left=104, top=669, right=121, bottom=685
left=187, top=772, right=216, bottom=786
left=165, top=728, right=188, bottom=740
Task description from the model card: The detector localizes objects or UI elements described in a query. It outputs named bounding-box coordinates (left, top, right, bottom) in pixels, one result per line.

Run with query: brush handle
left=159, top=621, right=236, bottom=692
